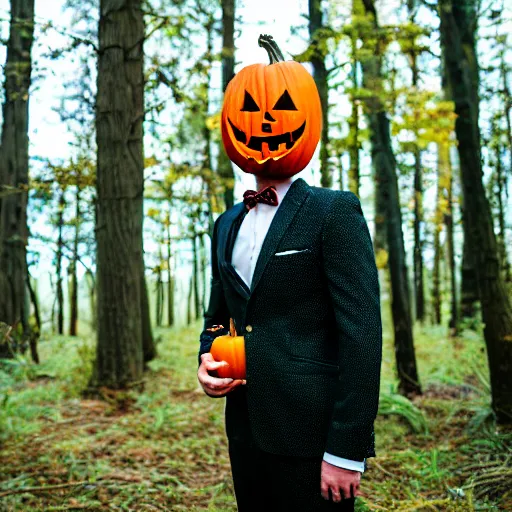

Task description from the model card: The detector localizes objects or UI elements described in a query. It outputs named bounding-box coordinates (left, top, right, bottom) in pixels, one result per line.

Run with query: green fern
left=378, top=393, right=429, bottom=434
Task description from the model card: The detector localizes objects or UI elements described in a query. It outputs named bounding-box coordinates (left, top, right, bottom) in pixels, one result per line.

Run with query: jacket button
left=246, top=325, right=253, bottom=333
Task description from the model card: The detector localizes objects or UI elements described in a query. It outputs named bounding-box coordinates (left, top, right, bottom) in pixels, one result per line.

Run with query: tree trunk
left=410, top=56, right=425, bottom=323
left=187, top=273, right=194, bottom=325
left=192, top=234, right=200, bottom=321
left=217, top=0, right=235, bottom=212
left=347, top=38, right=360, bottom=196
left=26, top=269, right=40, bottom=336
left=494, top=139, right=510, bottom=283
left=141, top=261, right=156, bottom=364
left=200, top=232, right=207, bottom=316
left=441, top=141, right=458, bottom=334
left=360, top=0, right=421, bottom=397
left=432, top=163, right=443, bottom=325
left=460, top=202, right=478, bottom=320
left=155, top=274, right=163, bottom=327
left=439, top=0, right=512, bottom=423
left=50, top=273, right=56, bottom=334
left=405, top=2, right=425, bottom=323
left=91, top=0, right=147, bottom=388
left=203, top=15, right=215, bottom=239
left=413, top=142, right=425, bottom=323
left=309, top=0, right=331, bottom=188
left=86, top=269, right=96, bottom=332
left=502, top=59, right=512, bottom=181
left=166, top=213, right=174, bottom=327
left=56, top=189, right=65, bottom=335
left=69, top=184, right=80, bottom=336
left=0, top=0, right=35, bottom=357
left=26, top=267, right=40, bottom=363
left=156, top=244, right=163, bottom=327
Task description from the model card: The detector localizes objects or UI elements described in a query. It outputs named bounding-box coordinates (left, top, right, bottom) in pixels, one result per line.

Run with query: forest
left=0, top=0, right=511, bottom=510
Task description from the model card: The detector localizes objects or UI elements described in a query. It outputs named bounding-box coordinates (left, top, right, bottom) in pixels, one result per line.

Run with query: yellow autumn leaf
left=147, top=208, right=160, bottom=218
left=375, top=248, right=389, bottom=269
left=206, top=112, right=221, bottom=131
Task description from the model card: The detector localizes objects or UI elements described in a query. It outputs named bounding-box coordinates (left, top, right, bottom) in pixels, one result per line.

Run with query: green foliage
left=0, top=336, right=94, bottom=442
left=378, top=393, right=429, bottom=434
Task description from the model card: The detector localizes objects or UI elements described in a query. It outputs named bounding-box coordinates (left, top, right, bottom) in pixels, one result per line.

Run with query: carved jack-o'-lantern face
left=221, top=35, right=322, bottom=178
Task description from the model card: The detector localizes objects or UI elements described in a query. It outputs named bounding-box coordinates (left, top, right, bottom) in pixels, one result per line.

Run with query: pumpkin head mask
left=221, top=34, right=322, bottom=178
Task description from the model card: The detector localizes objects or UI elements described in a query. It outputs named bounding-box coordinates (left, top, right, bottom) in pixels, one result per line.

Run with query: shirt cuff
left=323, top=452, right=365, bottom=473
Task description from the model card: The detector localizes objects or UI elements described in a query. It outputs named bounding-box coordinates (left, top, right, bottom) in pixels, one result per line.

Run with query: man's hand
left=320, top=461, right=363, bottom=503
left=198, top=353, right=246, bottom=398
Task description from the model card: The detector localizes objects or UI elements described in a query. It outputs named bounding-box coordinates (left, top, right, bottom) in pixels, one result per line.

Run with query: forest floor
left=0, top=320, right=511, bottom=511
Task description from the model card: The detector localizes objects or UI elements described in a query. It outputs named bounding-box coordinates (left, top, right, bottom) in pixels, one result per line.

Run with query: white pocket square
left=274, top=249, right=310, bottom=256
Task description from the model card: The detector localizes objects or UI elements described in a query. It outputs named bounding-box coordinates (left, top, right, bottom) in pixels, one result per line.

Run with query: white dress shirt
left=231, top=177, right=366, bottom=473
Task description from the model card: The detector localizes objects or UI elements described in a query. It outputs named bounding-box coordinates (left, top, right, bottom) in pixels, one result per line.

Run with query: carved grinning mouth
left=228, top=118, right=306, bottom=152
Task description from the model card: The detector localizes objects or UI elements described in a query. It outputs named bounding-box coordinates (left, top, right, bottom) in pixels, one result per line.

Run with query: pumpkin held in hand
left=221, top=34, right=322, bottom=178
left=210, top=318, right=246, bottom=380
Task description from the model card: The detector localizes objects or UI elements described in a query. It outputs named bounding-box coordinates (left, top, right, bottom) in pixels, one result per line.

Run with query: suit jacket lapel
left=219, top=202, right=251, bottom=300
left=250, top=177, right=311, bottom=295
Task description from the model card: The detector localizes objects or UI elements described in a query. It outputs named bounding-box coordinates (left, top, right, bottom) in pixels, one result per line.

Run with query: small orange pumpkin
left=210, top=318, right=246, bottom=380
left=221, top=34, right=322, bottom=178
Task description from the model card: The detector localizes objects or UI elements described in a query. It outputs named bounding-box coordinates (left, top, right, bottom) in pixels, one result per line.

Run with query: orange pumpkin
left=221, top=34, right=322, bottom=178
left=210, top=318, right=246, bottom=380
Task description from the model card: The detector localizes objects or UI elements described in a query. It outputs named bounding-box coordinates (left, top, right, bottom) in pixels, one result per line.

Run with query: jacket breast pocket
left=274, top=248, right=312, bottom=257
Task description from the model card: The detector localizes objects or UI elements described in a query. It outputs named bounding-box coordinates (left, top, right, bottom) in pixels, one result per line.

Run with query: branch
left=0, top=184, right=28, bottom=198
left=0, top=477, right=136, bottom=498
left=327, top=60, right=351, bottom=77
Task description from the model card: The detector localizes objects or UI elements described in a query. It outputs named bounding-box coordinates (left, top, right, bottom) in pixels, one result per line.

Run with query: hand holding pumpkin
left=198, top=352, right=246, bottom=398
left=209, top=318, right=246, bottom=380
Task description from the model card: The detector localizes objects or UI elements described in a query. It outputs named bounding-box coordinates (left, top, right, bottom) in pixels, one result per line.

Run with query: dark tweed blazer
left=198, top=177, right=382, bottom=461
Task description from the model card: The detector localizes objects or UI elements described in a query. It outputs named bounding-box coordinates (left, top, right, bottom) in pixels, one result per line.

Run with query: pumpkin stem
left=229, top=317, right=236, bottom=337
left=258, top=34, right=285, bottom=64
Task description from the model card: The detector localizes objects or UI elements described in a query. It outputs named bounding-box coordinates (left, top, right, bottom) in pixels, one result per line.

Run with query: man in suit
left=197, top=173, right=382, bottom=511
left=197, top=33, right=382, bottom=511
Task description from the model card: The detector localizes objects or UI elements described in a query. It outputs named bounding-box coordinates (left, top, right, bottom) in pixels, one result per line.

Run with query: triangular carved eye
left=273, top=90, right=297, bottom=111
left=241, top=91, right=260, bottom=112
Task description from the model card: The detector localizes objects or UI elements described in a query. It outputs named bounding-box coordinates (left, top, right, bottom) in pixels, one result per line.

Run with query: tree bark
left=166, top=212, right=174, bottom=327
left=0, top=0, right=35, bottom=356
left=200, top=232, right=207, bottom=316
left=493, top=138, right=510, bottom=283
left=440, top=141, right=458, bottom=334
left=91, top=0, right=147, bottom=388
left=202, top=14, right=215, bottom=239
left=85, top=269, right=96, bottom=332
left=187, top=273, right=194, bottom=325
left=432, top=163, right=443, bottom=325
left=141, top=261, right=156, bottom=364
left=217, top=0, right=235, bottom=212
left=56, top=189, right=65, bottom=335
left=411, top=64, right=425, bottom=323
left=26, top=266, right=39, bottom=363
left=69, top=183, right=80, bottom=336
left=460, top=201, right=478, bottom=320
left=348, top=55, right=360, bottom=196
left=192, top=234, right=200, bottom=321
left=360, top=0, right=421, bottom=397
left=439, top=0, right=512, bottom=423
left=156, top=243, right=163, bottom=327
left=347, top=12, right=360, bottom=196
left=309, top=0, right=331, bottom=188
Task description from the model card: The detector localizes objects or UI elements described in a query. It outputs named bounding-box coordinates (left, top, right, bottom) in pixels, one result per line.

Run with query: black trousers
left=228, top=436, right=356, bottom=512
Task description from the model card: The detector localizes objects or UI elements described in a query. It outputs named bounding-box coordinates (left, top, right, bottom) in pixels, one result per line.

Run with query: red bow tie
left=243, top=185, right=279, bottom=211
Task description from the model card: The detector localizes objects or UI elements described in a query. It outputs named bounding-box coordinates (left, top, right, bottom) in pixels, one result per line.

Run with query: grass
left=0, top=320, right=510, bottom=511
